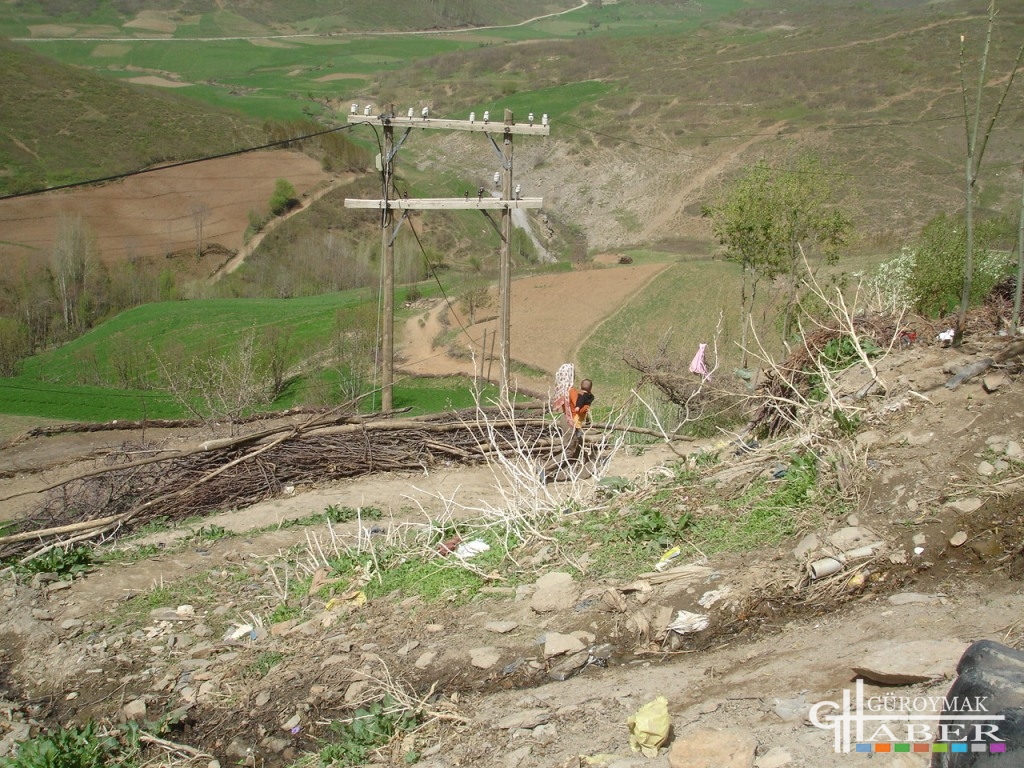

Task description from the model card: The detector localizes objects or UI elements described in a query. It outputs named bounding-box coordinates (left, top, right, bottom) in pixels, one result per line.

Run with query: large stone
left=493, top=708, right=550, bottom=730
left=530, top=572, right=580, bottom=613
left=947, top=497, right=983, bottom=514
left=851, top=639, right=968, bottom=685
left=828, top=526, right=880, bottom=552
left=669, top=728, right=757, bottom=768
left=469, top=646, right=501, bottom=669
left=544, top=632, right=586, bottom=658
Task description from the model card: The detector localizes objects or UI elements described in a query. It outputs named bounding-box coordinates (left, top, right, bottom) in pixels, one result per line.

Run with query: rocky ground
left=1, top=331, right=1023, bottom=768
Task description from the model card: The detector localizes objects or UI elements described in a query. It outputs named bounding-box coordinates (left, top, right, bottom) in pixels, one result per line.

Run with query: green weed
left=12, top=545, right=93, bottom=581
left=244, top=651, right=284, bottom=680
left=0, top=721, right=135, bottom=768
left=319, top=696, right=419, bottom=768
left=325, top=505, right=383, bottom=524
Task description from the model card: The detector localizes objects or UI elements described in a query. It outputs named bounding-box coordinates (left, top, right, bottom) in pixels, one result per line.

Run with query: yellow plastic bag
left=627, top=695, right=670, bottom=757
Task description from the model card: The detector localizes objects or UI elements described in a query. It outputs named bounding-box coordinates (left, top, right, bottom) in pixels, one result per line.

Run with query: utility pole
left=345, top=107, right=549, bottom=407
left=380, top=114, right=395, bottom=412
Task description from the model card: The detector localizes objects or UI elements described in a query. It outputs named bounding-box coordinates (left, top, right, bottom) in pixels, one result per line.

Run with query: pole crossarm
left=345, top=197, right=544, bottom=211
left=347, top=115, right=550, bottom=136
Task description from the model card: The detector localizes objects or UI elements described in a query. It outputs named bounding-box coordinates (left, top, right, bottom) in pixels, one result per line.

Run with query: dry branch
left=0, top=408, right=563, bottom=561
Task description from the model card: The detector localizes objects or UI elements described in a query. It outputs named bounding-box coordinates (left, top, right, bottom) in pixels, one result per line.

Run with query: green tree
left=705, top=156, right=851, bottom=363
left=269, top=178, right=297, bottom=217
left=954, top=2, right=1023, bottom=341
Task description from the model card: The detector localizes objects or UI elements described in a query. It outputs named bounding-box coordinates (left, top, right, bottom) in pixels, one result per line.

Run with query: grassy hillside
left=0, top=0, right=578, bottom=37
left=0, top=40, right=264, bottom=194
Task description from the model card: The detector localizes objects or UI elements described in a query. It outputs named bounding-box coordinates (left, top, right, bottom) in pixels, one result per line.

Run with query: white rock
left=946, top=497, right=982, bottom=514
left=977, top=461, right=996, bottom=477
left=415, top=651, right=436, bottom=669
left=669, top=727, right=757, bottom=768
left=469, top=646, right=501, bottom=669
left=544, top=632, right=586, bottom=658
left=851, top=639, right=968, bottom=685
left=530, top=572, right=580, bottom=613
left=484, top=620, right=519, bottom=634
left=950, top=531, right=968, bottom=547
left=755, top=747, right=793, bottom=768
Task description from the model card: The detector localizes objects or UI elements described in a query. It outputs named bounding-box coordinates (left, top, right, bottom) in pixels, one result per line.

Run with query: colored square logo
left=991, top=744, right=1007, bottom=753
left=874, top=744, right=891, bottom=753
left=894, top=744, right=911, bottom=753
left=855, top=744, right=871, bottom=753
left=951, top=744, right=968, bottom=753
left=913, top=743, right=930, bottom=753
left=972, top=744, right=988, bottom=753
left=932, top=744, right=949, bottom=753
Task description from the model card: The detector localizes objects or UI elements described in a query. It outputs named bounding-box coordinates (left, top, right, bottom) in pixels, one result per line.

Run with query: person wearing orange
left=542, top=378, right=595, bottom=482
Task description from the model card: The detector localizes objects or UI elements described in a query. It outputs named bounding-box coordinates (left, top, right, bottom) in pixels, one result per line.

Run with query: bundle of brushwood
left=750, top=316, right=903, bottom=439
left=0, top=407, right=553, bottom=562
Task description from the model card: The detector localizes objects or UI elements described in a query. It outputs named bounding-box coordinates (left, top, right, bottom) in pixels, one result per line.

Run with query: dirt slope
left=1, top=333, right=1023, bottom=767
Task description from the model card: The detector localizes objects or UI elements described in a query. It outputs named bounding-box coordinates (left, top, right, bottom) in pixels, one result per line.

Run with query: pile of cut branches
left=750, top=315, right=905, bottom=438
left=0, top=407, right=556, bottom=563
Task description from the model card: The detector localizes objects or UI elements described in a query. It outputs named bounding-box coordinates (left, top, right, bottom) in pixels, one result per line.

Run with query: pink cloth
left=689, top=343, right=711, bottom=381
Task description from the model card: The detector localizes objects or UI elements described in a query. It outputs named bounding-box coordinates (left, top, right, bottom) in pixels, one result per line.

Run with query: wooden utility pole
left=380, top=117, right=395, bottom=411
left=345, top=108, right=549, bottom=406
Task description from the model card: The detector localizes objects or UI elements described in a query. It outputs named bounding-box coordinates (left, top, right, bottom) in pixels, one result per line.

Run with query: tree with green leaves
left=955, top=1, right=1023, bottom=343
left=269, top=178, right=297, bottom=217
left=705, top=156, right=851, bottom=367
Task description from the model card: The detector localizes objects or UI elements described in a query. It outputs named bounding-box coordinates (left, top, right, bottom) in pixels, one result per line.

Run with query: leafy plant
left=626, top=507, right=691, bottom=547
left=269, top=603, right=302, bottom=624
left=13, top=545, right=93, bottom=580
left=325, top=505, right=383, bottom=524
left=319, top=696, right=419, bottom=768
left=193, top=524, right=230, bottom=543
left=0, top=721, right=130, bottom=768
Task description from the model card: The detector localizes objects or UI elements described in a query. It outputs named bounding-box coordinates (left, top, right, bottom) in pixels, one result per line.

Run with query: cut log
left=945, top=358, right=994, bottom=390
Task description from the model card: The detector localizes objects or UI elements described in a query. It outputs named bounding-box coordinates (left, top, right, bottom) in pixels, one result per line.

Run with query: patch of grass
left=99, top=544, right=163, bottom=565
left=690, top=451, right=820, bottom=553
left=244, top=651, right=284, bottom=680
left=269, top=603, right=303, bottom=625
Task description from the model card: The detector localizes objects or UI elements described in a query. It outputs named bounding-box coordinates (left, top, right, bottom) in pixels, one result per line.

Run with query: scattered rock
left=530, top=572, right=580, bottom=613
left=122, top=698, right=147, bottom=722
left=887, top=593, right=942, bottom=606
left=946, top=497, right=983, bottom=514
left=544, top=632, right=586, bottom=658
left=669, top=727, right=757, bottom=768
left=415, top=651, right=437, bottom=669
left=828, top=526, right=878, bottom=552
left=771, top=694, right=806, bottom=722
left=396, top=640, right=419, bottom=656
left=792, top=533, right=819, bottom=561
left=855, top=430, right=883, bottom=448
left=755, top=747, right=793, bottom=768
left=493, top=708, right=550, bottom=730
left=469, top=646, right=501, bottom=669
left=982, top=374, right=1006, bottom=393
left=1006, top=440, right=1023, bottom=460
left=548, top=650, right=590, bottom=681
left=977, top=461, right=996, bottom=477
left=949, top=531, right=968, bottom=547
left=484, top=620, right=519, bottom=634
left=852, top=639, right=967, bottom=684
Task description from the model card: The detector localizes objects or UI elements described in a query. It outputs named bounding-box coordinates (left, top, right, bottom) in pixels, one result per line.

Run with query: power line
left=0, top=123, right=360, bottom=202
